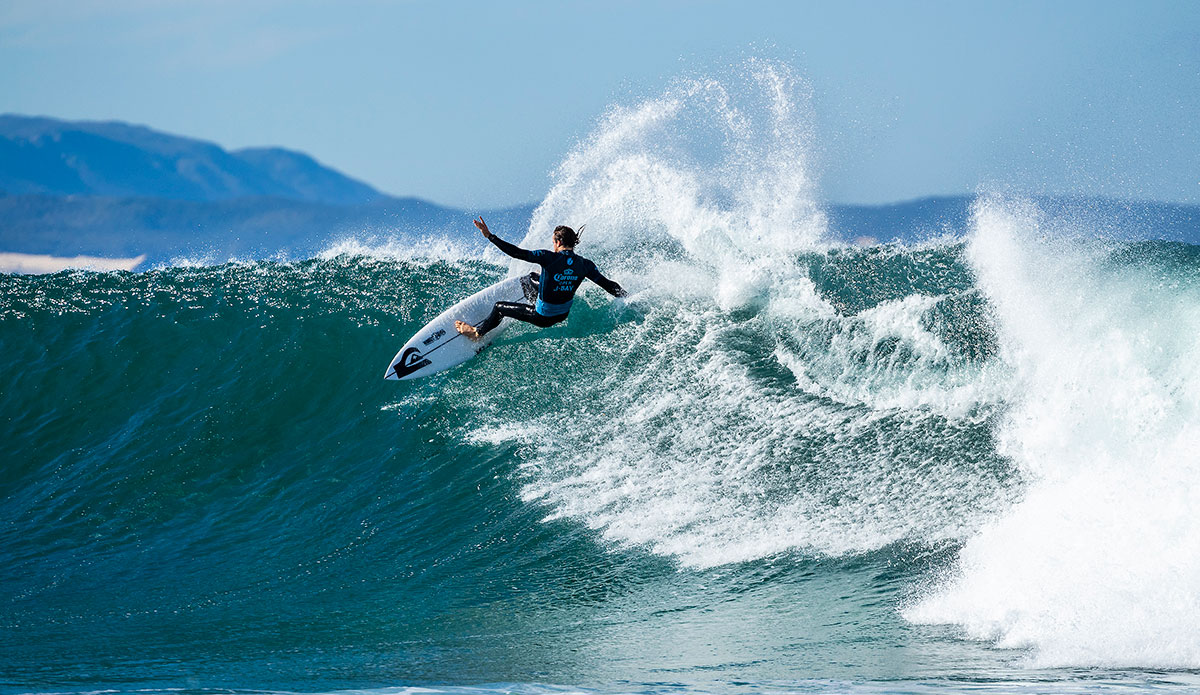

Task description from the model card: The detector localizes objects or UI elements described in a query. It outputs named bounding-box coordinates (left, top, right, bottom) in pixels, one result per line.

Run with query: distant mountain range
left=0, top=114, right=381, bottom=204
left=1, top=114, right=1197, bottom=265
left=0, top=114, right=533, bottom=262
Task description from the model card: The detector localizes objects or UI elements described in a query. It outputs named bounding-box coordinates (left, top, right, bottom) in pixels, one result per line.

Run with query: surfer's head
left=553, top=225, right=579, bottom=250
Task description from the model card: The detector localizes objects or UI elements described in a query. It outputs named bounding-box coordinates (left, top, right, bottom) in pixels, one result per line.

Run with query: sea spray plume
left=519, top=60, right=826, bottom=311
left=905, top=197, right=1200, bottom=668
left=471, top=63, right=1019, bottom=568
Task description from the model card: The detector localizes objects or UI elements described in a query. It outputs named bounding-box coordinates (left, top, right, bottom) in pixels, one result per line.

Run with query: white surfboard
left=384, top=273, right=538, bottom=380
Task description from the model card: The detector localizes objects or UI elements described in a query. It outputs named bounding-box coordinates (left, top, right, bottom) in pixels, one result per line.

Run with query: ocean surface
left=4, top=63, right=1200, bottom=694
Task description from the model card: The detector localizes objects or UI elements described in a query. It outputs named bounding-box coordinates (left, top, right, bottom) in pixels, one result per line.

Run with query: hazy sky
left=2, top=0, right=1198, bottom=208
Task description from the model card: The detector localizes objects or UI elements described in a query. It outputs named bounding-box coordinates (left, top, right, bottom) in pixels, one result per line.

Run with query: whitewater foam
left=773, top=290, right=1010, bottom=418
left=906, top=197, right=1200, bottom=668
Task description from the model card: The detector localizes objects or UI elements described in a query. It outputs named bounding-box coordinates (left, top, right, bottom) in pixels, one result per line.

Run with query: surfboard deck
left=384, top=273, right=537, bottom=380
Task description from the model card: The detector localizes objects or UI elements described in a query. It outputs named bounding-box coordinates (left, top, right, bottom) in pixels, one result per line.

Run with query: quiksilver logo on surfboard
left=392, top=347, right=432, bottom=378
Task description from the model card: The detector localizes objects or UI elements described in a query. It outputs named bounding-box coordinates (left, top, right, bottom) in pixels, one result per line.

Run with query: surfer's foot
left=455, top=320, right=481, bottom=341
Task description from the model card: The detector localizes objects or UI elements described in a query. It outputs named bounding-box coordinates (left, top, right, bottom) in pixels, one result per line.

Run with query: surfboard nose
left=383, top=273, right=528, bottom=382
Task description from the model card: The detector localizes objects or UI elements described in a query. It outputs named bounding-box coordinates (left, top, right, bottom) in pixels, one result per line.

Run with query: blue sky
left=2, top=0, right=1197, bottom=208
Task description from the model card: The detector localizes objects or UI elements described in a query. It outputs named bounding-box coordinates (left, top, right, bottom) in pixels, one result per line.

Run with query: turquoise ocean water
left=4, top=64, right=1200, bottom=694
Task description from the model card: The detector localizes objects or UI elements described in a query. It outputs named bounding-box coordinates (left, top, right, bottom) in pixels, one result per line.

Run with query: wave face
left=6, top=224, right=1199, bottom=691
left=4, top=63, right=1200, bottom=694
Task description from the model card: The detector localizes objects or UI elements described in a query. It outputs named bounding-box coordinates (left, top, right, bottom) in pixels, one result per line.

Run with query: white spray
left=906, top=197, right=1200, bottom=668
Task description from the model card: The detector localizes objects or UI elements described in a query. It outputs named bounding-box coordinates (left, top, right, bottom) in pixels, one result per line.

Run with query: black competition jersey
left=488, top=235, right=625, bottom=316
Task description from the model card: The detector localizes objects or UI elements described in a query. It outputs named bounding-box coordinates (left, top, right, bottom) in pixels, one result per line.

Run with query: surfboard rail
left=384, top=274, right=537, bottom=380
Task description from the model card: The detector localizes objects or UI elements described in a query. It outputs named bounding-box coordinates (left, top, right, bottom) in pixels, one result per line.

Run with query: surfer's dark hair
left=553, top=225, right=580, bottom=248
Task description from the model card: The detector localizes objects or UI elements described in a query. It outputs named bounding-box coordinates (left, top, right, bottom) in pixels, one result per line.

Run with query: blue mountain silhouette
left=0, top=114, right=381, bottom=205
left=1, top=115, right=1196, bottom=264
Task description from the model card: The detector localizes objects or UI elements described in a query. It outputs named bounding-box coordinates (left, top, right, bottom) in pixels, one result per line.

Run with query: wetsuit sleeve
left=487, top=234, right=546, bottom=265
left=586, top=265, right=627, bottom=297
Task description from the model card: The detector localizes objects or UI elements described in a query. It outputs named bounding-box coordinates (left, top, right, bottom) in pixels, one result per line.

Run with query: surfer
left=455, top=217, right=626, bottom=340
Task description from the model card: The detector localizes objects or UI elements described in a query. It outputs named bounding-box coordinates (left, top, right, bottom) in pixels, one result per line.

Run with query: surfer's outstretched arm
left=474, top=216, right=541, bottom=264
left=586, top=266, right=627, bottom=298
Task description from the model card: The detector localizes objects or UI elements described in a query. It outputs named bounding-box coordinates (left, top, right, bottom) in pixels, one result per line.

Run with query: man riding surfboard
left=455, top=217, right=626, bottom=340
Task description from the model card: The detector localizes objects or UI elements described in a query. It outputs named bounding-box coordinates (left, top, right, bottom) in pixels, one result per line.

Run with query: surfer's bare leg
left=454, top=320, right=481, bottom=341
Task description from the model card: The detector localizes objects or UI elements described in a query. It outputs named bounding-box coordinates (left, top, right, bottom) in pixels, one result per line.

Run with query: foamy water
left=905, top=197, right=1200, bottom=668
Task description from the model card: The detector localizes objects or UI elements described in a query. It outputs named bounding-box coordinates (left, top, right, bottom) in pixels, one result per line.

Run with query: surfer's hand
left=473, top=216, right=492, bottom=239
